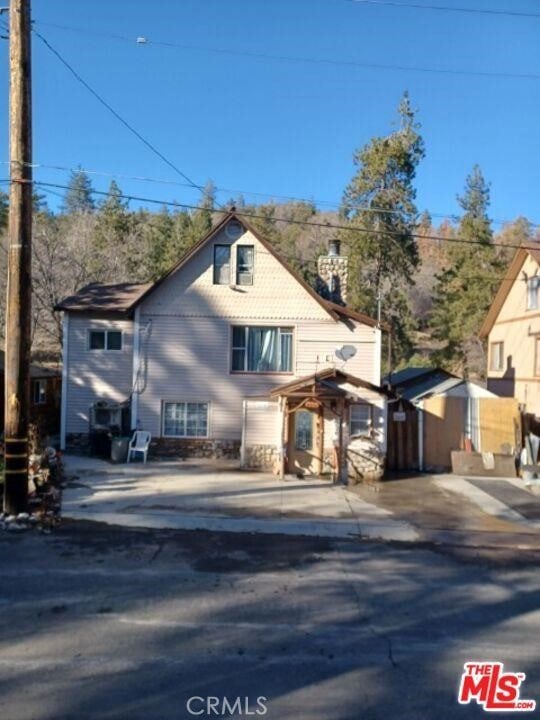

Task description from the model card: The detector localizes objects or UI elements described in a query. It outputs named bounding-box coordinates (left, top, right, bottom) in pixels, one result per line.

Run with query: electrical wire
left=32, top=19, right=540, bottom=82
left=31, top=28, right=218, bottom=207
left=30, top=179, right=540, bottom=256
left=2, top=161, right=536, bottom=229
left=347, top=0, right=540, bottom=19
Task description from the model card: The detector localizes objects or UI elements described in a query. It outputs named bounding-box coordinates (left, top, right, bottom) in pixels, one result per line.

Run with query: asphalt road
left=0, top=521, right=538, bottom=720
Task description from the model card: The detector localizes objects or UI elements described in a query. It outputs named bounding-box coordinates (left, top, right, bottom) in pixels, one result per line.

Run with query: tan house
left=480, top=244, right=540, bottom=414
left=56, top=210, right=388, bottom=481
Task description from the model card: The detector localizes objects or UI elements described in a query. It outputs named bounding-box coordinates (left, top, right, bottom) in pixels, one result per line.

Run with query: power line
left=30, top=179, right=540, bottom=255
left=32, top=19, right=540, bottom=82
left=34, top=180, right=520, bottom=286
left=2, top=160, right=537, bottom=229
left=31, top=28, right=217, bottom=206
left=347, top=0, right=540, bottom=19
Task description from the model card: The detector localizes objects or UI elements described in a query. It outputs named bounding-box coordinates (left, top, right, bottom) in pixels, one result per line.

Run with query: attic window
left=236, top=246, right=254, bottom=285
left=225, top=221, right=243, bottom=240
left=213, top=245, right=231, bottom=285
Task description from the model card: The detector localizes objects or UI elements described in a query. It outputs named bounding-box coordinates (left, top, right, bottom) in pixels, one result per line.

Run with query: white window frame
left=87, top=329, right=123, bottom=352
left=349, top=403, right=372, bottom=438
left=231, top=325, right=294, bottom=374
left=236, top=245, right=254, bottom=286
left=490, top=341, right=504, bottom=371
left=33, top=379, right=47, bottom=405
left=161, top=401, right=210, bottom=439
left=527, top=277, right=540, bottom=310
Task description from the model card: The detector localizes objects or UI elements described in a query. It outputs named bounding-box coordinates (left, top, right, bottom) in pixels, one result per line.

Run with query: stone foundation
left=244, top=444, right=280, bottom=470
left=150, top=437, right=240, bottom=460
left=346, top=440, right=385, bottom=483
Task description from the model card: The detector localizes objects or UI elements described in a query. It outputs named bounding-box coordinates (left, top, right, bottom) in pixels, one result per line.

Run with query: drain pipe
left=240, top=399, right=247, bottom=467
left=418, top=400, right=424, bottom=472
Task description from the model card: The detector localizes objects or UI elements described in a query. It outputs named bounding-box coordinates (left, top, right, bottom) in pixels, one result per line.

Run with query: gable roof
left=479, top=244, right=540, bottom=338
left=54, top=210, right=381, bottom=328
left=269, top=367, right=387, bottom=397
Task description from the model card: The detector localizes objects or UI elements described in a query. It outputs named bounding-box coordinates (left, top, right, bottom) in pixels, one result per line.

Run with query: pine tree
left=95, top=180, right=130, bottom=245
left=430, top=165, right=503, bottom=377
left=341, top=91, right=425, bottom=367
left=62, top=168, right=95, bottom=214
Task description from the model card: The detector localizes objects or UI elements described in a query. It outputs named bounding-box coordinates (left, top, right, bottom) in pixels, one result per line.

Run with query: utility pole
left=3, top=0, right=32, bottom=515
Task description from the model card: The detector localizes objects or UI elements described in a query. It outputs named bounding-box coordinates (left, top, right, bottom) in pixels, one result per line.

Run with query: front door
left=289, top=409, right=321, bottom=476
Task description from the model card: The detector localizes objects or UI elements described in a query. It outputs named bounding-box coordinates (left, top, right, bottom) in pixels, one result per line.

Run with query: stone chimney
left=315, top=239, right=348, bottom=305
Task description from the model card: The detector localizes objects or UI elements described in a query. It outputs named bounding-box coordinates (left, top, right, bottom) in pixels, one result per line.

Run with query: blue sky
left=1, top=0, right=539, bottom=227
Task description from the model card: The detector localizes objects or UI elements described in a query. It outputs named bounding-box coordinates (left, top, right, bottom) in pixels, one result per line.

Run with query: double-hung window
left=163, top=402, right=209, bottom=438
left=232, top=326, right=293, bottom=373
left=236, top=245, right=254, bottom=285
left=527, top=277, right=540, bottom=310
left=88, top=330, right=122, bottom=351
left=350, top=404, right=372, bottom=437
left=214, top=245, right=231, bottom=285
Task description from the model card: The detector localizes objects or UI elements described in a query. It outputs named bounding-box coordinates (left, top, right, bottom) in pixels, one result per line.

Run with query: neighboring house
left=0, top=350, right=61, bottom=440
left=385, top=366, right=518, bottom=472
left=56, top=210, right=388, bottom=481
left=480, top=243, right=540, bottom=414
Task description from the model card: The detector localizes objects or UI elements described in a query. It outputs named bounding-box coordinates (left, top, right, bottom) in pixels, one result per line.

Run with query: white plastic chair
left=127, top=430, right=151, bottom=464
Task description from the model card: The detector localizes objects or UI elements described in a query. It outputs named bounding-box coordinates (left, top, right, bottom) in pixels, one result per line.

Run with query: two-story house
left=56, top=210, right=387, bottom=481
left=480, top=243, right=540, bottom=414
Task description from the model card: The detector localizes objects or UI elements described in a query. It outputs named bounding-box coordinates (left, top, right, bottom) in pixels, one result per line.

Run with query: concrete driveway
left=61, top=456, right=417, bottom=542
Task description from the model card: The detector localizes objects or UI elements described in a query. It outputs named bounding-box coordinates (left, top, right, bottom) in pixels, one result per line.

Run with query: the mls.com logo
left=458, top=662, right=536, bottom=712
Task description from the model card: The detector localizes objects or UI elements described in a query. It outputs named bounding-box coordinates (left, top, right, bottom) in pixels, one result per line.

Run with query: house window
left=33, top=379, right=46, bottom=405
left=163, top=402, right=209, bottom=438
left=231, top=326, right=293, bottom=373
left=213, top=245, right=231, bottom=285
left=490, top=341, right=504, bottom=371
left=535, top=338, right=540, bottom=377
left=527, top=276, right=540, bottom=310
left=350, top=404, right=371, bottom=437
left=88, top=330, right=122, bottom=351
left=236, top=245, right=254, bottom=285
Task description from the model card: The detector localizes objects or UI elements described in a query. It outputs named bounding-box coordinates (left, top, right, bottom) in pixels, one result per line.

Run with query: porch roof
left=269, top=367, right=386, bottom=399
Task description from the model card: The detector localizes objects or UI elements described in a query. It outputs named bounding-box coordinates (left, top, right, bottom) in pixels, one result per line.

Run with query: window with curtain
left=163, top=402, right=209, bottom=437
left=236, top=245, right=254, bottom=285
left=232, top=326, right=293, bottom=372
left=350, top=404, right=372, bottom=437
left=213, top=245, right=231, bottom=285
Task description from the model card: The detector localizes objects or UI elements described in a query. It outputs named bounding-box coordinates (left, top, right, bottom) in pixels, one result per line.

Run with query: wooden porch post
left=280, top=397, right=288, bottom=479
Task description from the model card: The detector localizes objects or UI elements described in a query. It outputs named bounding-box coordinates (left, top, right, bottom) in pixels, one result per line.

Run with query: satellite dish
left=335, top=345, right=357, bottom=362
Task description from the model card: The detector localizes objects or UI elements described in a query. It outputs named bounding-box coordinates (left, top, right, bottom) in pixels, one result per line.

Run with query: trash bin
left=111, top=436, right=130, bottom=464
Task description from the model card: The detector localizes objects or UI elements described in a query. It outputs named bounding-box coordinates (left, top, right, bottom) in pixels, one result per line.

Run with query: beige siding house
left=480, top=244, right=540, bottom=414
left=57, top=211, right=387, bottom=480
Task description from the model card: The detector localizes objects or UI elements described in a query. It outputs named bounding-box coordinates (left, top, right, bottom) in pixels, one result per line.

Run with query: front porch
left=241, top=368, right=388, bottom=483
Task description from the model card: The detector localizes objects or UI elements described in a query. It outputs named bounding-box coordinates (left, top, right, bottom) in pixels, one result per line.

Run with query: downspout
left=418, top=400, right=424, bottom=472
left=240, top=399, right=247, bottom=468
left=60, top=313, right=69, bottom=451
left=131, top=307, right=141, bottom=431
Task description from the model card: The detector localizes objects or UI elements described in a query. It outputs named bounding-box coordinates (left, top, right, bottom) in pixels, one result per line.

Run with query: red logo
left=458, top=662, right=536, bottom=712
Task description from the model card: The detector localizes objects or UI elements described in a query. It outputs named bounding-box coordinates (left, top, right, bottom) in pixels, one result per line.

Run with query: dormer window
left=527, top=276, right=540, bottom=310
left=236, top=245, right=254, bottom=285
left=213, top=245, right=231, bottom=285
